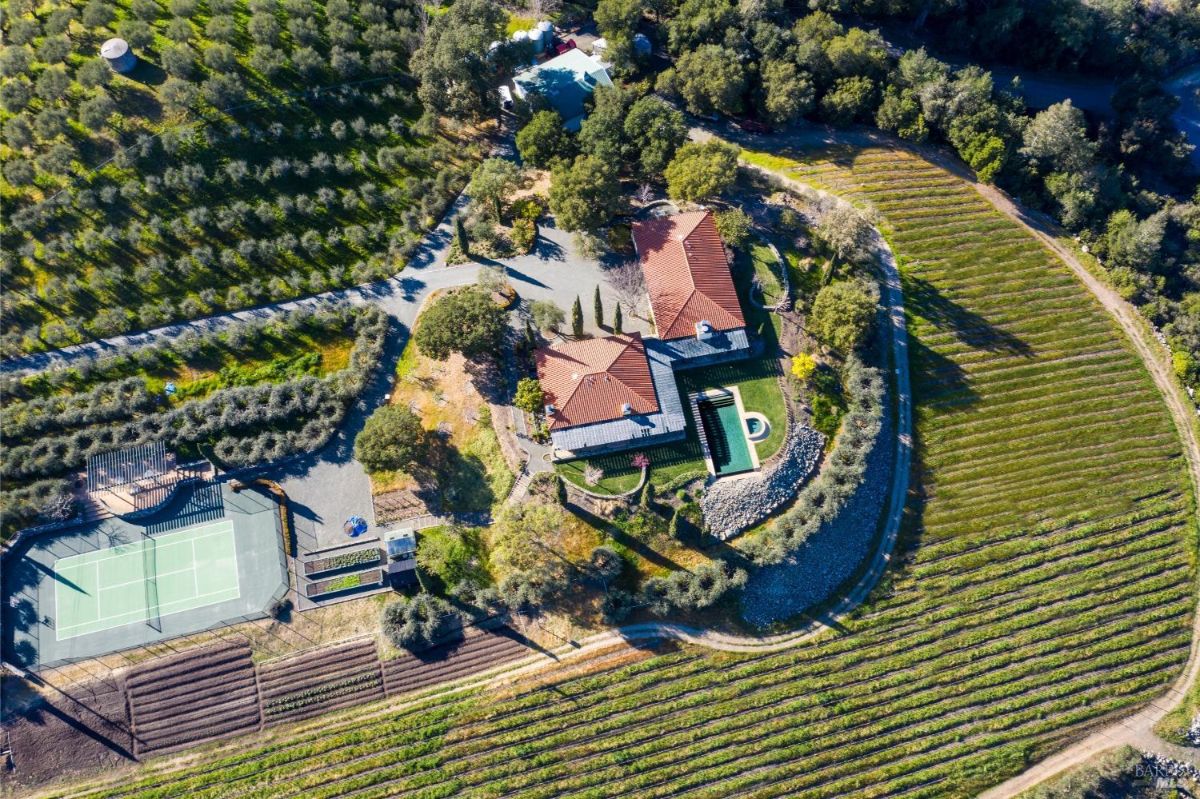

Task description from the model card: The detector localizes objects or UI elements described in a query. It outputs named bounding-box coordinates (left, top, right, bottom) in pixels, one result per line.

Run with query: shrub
left=530, top=300, right=565, bottom=332
left=810, top=280, right=877, bottom=353
left=381, top=593, right=457, bottom=651
left=791, top=353, right=817, bottom=382
left=417, top=525, right=484, bottom=587
left=511, top=218, right=536, bottom=253
left=714, top=208, right=753, bottom=247
left=513, top=378, right=544, bottom=415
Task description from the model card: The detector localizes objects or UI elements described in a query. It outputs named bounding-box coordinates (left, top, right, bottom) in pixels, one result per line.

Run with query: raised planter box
left=304, top=568, right=385, bottom=598
left=303, top=548, right=383, bottom=577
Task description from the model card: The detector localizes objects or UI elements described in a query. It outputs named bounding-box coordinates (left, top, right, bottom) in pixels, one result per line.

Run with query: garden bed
left=303, top=548, right=383, bottom=577
left=125, top=641, right=261, bottom=756
left=304, top=568, right=386, bottom=598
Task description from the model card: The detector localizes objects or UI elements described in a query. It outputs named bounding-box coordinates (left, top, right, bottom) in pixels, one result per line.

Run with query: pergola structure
left=86, top=443, right=208, bottom=515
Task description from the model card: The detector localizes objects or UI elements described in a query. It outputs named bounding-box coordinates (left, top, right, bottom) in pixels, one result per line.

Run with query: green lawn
left=746, top=242, right=786, bottom=307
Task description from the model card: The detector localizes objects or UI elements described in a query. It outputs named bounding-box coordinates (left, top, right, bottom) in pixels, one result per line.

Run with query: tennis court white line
left=94, top=564, right=199, bottom=593
left=56, top=584, right=243, bottom=636
left=190, top=539, right=200, bottom=597
left=53, top=523, right=241, bottom=641
left=53, top=523, right=234, bottom=570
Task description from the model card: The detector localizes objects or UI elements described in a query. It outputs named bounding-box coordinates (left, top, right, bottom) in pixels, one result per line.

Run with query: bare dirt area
left=126, top=641, right=260, bottom=756
left=382, top=619, right=540, bottom=697
left=1, top=674, right=134, bottom=794
left=258, top=637, right=384, bottom=727
left=370, top=349, right=514, bottom=516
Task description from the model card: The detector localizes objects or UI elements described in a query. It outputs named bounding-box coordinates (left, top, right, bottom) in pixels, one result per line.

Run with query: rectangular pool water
left=698, top=398, right=755, bottom=476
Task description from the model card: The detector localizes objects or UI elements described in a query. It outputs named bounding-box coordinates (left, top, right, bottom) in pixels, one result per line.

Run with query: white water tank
left=100, top=38, right=137, bottom=73
left=528, top=27, right=544, bottom=53
left=511, top=29, right=528, bottom=45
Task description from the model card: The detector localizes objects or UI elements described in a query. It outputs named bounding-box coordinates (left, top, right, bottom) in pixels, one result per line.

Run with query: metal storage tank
left=100, top=38, right=137, bottom=73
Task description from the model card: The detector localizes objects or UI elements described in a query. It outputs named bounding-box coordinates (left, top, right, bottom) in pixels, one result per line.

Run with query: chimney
left=621, top=402, right=633, bottom=415
left=544, top=403, right=556, bottom=416
left=695, top=320, right=713, bottom=340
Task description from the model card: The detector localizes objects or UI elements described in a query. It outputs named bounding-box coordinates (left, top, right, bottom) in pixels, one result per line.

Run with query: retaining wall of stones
left=700, top=422, right=825, bottom=540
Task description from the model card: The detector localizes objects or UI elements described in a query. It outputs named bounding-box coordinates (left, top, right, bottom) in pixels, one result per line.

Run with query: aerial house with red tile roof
left=533, top=209, right=752, bottom=460
left=535, top=333, right=687, bottom=458
left=631, top=210, right=751, bottom=367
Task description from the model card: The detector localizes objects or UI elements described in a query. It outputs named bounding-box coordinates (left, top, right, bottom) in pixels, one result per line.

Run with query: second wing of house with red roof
left=535, top=333, right=688, bottom=457
left=631, top=210, right=751, bottom=366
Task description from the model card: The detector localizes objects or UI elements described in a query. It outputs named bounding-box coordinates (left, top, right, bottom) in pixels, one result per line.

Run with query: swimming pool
left=697, top=395, right=756, bottom=476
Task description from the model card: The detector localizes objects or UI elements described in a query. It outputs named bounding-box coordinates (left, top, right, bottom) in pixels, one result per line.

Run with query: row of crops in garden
left=0, top=304, right=387, bottom=540
left=1, top=0, right=480, bottom=357
left=259, top=637, right=384, bottom=725
left=126, top=640, right=260, bottom=755
left=54, top=146, right=1195, bottom=799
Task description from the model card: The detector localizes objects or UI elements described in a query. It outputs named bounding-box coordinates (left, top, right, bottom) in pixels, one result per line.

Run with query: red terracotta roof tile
left=631, top=211, right=746, bottom=341
left=534, top=333, right=659, bottom=429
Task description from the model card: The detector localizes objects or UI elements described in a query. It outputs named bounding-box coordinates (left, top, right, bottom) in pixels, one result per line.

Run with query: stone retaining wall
left=700, top=422, right=825, bottom=539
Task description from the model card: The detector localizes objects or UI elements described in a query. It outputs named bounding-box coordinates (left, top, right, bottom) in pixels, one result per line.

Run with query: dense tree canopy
left=516, top=111, right=574, bottom=168
left=623, top=96, right=688, bottom=177
left=414, top=287, right=508, bottom=361
left=671, top=45, right=748, bottom=117
left=412, top=0, right=505, bottom=121
left=664, top=140, right=739, bottom=203
left=354, top=405, right=425, bottom=473
left=549, top=156, right=623, bottom=232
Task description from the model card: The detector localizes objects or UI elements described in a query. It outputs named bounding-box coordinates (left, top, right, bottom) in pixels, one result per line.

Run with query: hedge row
left=1, top=305, right=388, bottom=482
left=3, top=376, right=160, bottom=444
left=744, top=355, right=886, bottom=566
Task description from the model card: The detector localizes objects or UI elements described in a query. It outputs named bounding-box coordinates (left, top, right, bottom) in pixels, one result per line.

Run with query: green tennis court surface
left=54, top=521, right=241, bottom=641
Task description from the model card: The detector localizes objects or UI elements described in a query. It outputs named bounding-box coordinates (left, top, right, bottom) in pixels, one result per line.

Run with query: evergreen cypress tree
left=593, top=285, right=604, bottom=329
left=454, top=215, right=469, bottom=255
left=571, top=295, right=584, bottom=338
left=613, top=303, right=623, bottom=334
left=524, top=320, right=536, bottom=352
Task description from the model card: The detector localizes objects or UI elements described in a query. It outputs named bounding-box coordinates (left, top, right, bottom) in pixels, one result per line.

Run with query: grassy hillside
left=54, top=146, right=1195, bottom=799
left=0, top=0, right=478, bottom=358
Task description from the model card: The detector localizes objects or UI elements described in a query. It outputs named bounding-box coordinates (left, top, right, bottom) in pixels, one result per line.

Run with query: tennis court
left=54, top=521, right=241, bottom=641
